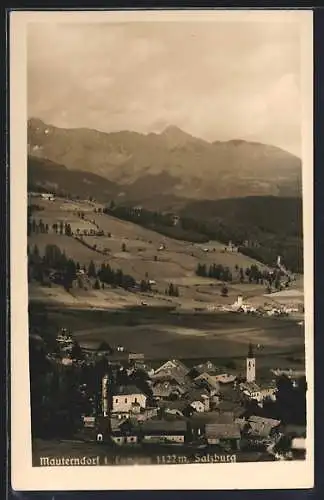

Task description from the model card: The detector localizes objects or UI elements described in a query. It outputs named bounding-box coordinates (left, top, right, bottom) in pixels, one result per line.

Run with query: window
left=125, top=398, right=127, bottom=403
left=115, top=398, right=119, bottom=404
left=97, top=434, right=103, bottom=442
left=135, top=397, right=137, bottom=403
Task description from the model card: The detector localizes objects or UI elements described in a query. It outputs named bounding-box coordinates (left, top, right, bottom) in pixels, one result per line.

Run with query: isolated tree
left=140, top=280, right=148, bottom=292
left=88, top=260, right=97, bottom=278
left=65, top=223, right=72, bottom=237
left=93, top=279, right=101, bottom=290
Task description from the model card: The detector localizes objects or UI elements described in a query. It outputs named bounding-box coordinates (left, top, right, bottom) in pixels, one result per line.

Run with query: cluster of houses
left=79, top=346, right=305, bottom=459
left=217, top=294, right=303, bottom=318
left=29, top=192, right=55, bottom=201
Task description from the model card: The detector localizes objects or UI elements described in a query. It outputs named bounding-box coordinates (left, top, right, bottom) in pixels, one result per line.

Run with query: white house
left=190, top=395, right=210, bottom=413
left=224, top=241, right=239, bottom=253
left=112, top=385, right=147, bottom=415
left=40, top=193, right=55, bottom=201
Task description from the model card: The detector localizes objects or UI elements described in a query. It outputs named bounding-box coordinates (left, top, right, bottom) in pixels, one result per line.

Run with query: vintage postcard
left=10, top=9, right=314, bottom=491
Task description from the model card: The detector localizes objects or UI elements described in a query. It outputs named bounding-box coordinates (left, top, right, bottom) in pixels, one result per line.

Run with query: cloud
left=28, top=20, right=302, bottom=155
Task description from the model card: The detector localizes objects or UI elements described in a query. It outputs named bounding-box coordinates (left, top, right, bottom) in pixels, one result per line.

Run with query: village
left=46, top=327, right=307, bottom=463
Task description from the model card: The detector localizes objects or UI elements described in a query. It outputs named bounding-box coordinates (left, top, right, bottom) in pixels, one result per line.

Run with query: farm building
left=141, top=419, right=188, bottom=444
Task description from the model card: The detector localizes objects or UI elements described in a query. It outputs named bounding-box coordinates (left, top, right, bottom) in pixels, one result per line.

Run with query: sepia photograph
left=10, top=9, right=314, bottom=491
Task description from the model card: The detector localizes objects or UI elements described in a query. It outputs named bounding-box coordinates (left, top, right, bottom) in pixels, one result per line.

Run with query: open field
left=30, top=301, right=305, bottom=367
left=29, top=197, right=303, bottom=308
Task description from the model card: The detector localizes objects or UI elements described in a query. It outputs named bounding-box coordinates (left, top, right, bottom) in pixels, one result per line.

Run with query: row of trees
left=88, top=261, right=137, bottom=291
left=28, top=218, right=73, bottom=237
left=196, top=261, right=289, bottom=291
left=196, top=263, right=233, bottom=282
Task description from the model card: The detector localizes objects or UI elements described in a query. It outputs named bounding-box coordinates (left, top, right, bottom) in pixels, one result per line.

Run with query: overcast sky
left=28, top=20, right=301, bottom=156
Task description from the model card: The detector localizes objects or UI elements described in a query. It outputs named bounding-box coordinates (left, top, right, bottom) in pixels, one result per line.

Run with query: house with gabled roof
left=189, top=361, right=217, bottom=379
left=239, top=381, right=262, bottom=403
left=185, top=387, right=211, bottom=413
left=244, top=416, right=281, bottom=443
left=205, top=423, right=241, bottom=450
left=152, top=380, right=184, bottom=400
left=194, top=373, right=221, bottom=392
left=141, top=419, right=188, bottom=444
left=154, top=359, right=189, bottom=377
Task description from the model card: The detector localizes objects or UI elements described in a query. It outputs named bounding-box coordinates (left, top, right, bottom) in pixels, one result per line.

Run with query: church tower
left=246, top=342, right=256, bottom=383
left=102, top=373, right=111, bottom=417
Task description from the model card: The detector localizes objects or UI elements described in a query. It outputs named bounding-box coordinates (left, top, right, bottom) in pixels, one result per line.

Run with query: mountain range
left=27, top=118, right=302, bottom=208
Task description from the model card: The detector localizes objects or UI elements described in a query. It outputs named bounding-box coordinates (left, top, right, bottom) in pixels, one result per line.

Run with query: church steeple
left=248, top=342, right=254, bottom=359
left=246, top=342, right=256, bottom=383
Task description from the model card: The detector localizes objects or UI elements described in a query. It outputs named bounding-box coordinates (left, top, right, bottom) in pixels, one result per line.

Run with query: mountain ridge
left=27, top=117, right=302, bottom=202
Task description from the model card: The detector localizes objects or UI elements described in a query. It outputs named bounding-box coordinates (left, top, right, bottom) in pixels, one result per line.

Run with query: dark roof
left=115, top=385, right=145, bottom=396
left=216, top=400, right=245, bottom=416
left=152, top=381, right=183, bottom=398
left=194, top=373, right=220, bottom=389
left=240, top=382, right=261, bottom=392
left=206, top=423, right=241, bottom=440
left=141, top=419, right=187, bottom=433
left=249, top=416, right=281, bottom=427
left=190, top=411, right=235, bottom=425
left=248, top=422, right=274, bottom=438
left=152, top=371, right=188, bottom=386
left=185, top=388, right=210, bottom=403
left=159, top=400, right=189, bottom=411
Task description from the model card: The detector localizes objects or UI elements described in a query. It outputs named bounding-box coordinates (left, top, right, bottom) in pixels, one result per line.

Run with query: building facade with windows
left=112, top=385, right=147, bottom=414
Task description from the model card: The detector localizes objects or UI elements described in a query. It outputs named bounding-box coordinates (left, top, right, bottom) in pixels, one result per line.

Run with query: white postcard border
left=10, top=9, right=314, bottom=491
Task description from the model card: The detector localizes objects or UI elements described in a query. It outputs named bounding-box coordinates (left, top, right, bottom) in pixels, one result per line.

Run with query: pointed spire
left=248, top=342, right=254, bottom=358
